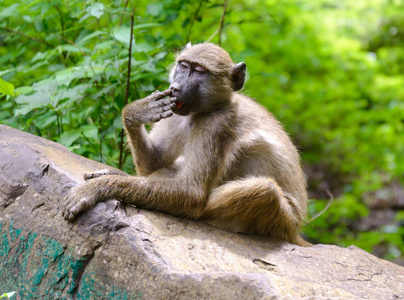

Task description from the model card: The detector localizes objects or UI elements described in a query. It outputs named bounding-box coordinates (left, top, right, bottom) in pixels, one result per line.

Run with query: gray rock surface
left=0, top=124, right=403, bottom=299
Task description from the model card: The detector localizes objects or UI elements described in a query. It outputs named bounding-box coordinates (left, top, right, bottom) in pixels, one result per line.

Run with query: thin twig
left=119, top=9, right=135, bottom=170
left=206, top=0, right=229, bottom=45
left=82, top=132, right=106, bottom=162
left=206, top=28, right=219, bottom=43
left=99, top=114, right=103, bottom=163
left=2, top=27, right=53, bottom=47
left=308, top=190, right=334, bottom=223
left=60, top=36, right=86, bottom=56
left=56, top=112, right=62, bottom=136
left=119, top=0, right=130, bottom=27
left=124, top=15, right=134, bottom=108
left=218, top=0, right=229, bottom=46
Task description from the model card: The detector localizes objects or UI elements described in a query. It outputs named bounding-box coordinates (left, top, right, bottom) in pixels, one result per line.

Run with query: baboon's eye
left=179, top=62, right=188, bottom=69
left=194, top=65, right=207, bottom=74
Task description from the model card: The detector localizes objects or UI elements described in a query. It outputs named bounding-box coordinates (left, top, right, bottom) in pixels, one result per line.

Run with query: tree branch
left=207, top=0, right=229, bottom=46
left=119, top=9, right=135, bottom=170
left=60, top=36, right=86, bottom=56
left=308, top=190, right=334, bottom=223
left=119, top=0, right=130, bottom=27
left=2, top=27, right=53, bottom=47
left=218, top=0, right=229, bottom=46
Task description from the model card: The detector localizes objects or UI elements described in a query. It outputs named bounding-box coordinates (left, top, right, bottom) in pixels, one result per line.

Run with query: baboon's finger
left=152, top=89, right=171, bottom=100
left=163, top=103, right=176, bottom=111
left=156, top=97, right=177, bottom=107
left=161, top=111, right=173, bottom=119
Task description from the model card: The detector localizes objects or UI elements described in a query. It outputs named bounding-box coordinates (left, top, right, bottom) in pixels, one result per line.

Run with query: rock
left=0, top=124, right=403, bottom=300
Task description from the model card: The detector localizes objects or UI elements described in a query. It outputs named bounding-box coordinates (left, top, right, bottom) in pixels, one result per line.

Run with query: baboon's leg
left=201, top=177, right=308, bottom=246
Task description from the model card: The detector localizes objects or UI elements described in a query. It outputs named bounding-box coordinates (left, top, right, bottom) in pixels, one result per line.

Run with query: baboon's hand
left=62, top=184, right=99, bottom=222
left=123, top=89, right=177, bottom=127
left=83, top=168, right=127, bottom=180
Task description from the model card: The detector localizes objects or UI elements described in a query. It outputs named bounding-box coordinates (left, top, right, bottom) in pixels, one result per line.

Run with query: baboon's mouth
left=175, top=101, right=184, bottom=109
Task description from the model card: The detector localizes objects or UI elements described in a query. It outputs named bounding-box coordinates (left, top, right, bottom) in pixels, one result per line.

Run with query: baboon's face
left=169, top=61, right=213, bottom=116
left=169, top=43, right=246, bottom=116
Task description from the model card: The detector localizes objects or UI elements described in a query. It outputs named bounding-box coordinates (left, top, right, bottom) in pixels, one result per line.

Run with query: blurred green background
left=1, top=0, right=403, bottom=265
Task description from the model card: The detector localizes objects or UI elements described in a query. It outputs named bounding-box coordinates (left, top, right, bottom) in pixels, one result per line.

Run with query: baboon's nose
left=169, top=82, right=181, bottom=94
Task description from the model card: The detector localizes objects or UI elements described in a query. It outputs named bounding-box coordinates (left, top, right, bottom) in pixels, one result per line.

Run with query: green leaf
left=86, top=3, right=104, bottom=19
left=0, top=68, right=16, bottom=77
left=61, top=44, right=85, bottom=53
left=182, top=18, right=190, bottom=28
left=14, top=80, right=59, bottom=115
left=55, top=66, right=94, bottom=86
left=82, top=124, right=98, bottom=140
left=14, top=86, right=34, bottom=95
left=76, top=30, right=106, bottom=47
left=59, top=129, right=82, bottom=148
left=112, top=27, right=132, bottom=46
left=14, top=92, right=50, bottom=116
left=133, top=42, right=154, bottom=53
left=113, top=115, right=123, bottom=129
left=54, top=84, right=89, bottom=111
left=154, top=51, right=167, bottom=61
left=0, top=4, right=19, bottom=20
left=94, top=40, right=114, bottom=51
left=31, top=51, right=48, bottom=63
left=132, top=23, right=161, bottom=30
left=33, top=80, right=58, bottom=94
left=0, top=77, right=14, bottom=96
left=147, top=3, right=164, bottom=16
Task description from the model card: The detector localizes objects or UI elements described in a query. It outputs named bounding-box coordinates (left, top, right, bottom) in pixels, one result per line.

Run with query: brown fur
left=63, top=43, right=309, bottom=246
left=176, top=43, right=233, bottom=75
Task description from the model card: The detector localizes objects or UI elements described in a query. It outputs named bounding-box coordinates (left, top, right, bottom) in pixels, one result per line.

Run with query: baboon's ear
left=185, top=42, right=192, bottom=49
left=232, top=62, right=246, bottom=91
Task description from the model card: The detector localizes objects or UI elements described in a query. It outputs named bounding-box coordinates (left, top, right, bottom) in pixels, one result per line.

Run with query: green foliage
left=0, top=77, right=14, bottom=95
left=0, top=0, right=403, bottom=261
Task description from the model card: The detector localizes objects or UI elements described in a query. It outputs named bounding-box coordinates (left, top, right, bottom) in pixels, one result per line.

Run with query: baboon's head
left=169, top=43, right=246, bottom=116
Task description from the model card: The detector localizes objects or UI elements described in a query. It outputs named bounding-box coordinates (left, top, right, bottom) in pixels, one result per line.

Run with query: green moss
left=9, top=221, right=22, bottom=242
left=78, top=272, right=143, bottom=300
left=0, top=231, right=10, bottom=257
left=32, top=257, right=50, bottom=285
left=0, top=222, right=138, bottom=299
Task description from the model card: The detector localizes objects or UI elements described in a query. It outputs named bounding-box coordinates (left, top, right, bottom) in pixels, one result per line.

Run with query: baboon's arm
left=122, top=89, right=176, bottom=175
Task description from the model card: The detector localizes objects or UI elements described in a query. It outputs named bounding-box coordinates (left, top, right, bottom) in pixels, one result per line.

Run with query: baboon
left=63, top=43, right=309, bottom=246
